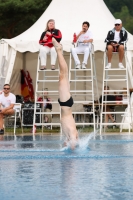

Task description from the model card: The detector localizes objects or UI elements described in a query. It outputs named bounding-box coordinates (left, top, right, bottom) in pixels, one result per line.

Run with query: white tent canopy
left=2, top=0, right=133, bottom=53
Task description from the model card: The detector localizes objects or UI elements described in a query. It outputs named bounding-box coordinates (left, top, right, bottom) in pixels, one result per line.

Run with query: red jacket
left=39, top=29, right=62, bottom=48
left=37, top=97, right=52, bottom=110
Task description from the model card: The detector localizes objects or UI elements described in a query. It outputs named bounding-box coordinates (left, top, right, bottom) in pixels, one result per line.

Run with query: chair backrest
left=72, top=42, right=94, bottom=54
left=13, top=103, right=21, bottom=112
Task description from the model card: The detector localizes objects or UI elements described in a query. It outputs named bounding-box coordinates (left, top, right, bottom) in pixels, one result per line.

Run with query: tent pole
left=23, top=52, right=26, bottom=70
left=5, top=48, right=16, bottom=84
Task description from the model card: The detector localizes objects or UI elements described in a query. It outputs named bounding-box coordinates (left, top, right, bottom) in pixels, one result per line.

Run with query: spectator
left=99, top=86, right=116, bottom=128
left=39, top=19, right=62, bottom=70
left=71, top=21, right=93, bottom=69
left=0, top=84, right=16, bottom=135
left=105, top=19, right=128, bottom=69
left=38, top=88, right=52, bottom=129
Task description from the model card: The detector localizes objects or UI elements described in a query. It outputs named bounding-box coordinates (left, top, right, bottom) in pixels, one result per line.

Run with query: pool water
left=0, top=134, right=133, bottom=200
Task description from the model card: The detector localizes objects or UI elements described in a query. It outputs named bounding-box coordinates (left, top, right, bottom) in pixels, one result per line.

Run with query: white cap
left=114, top=19, right=122, bottom=24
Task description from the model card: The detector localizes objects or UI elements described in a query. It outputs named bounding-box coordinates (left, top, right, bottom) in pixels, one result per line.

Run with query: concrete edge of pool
left=2, top=132, right=133, bottom=136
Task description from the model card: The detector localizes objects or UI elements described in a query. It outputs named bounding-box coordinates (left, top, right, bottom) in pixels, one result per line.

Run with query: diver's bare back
left=52, top=38, right=78, bottom=146
left=61, top=107, right=78, bottom=140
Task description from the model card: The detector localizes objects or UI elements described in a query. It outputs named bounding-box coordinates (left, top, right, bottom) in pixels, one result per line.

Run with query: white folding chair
left=5, top=103, right=23, bottom=136
left=13, top=103, right=23, bottom=135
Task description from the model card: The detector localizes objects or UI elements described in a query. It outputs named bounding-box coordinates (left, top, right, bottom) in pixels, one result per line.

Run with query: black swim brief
left=58, top=96, right=74, bottom=107
left=106, top=43, right=124, bottom=52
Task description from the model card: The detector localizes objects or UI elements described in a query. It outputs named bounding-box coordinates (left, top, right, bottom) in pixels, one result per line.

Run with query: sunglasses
left=3, top=88, right=10, bottom=90
left=115, top=24, right=120, bottom=26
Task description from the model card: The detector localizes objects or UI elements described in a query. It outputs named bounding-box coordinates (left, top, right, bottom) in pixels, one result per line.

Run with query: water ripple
left=0, top=154, right=133, bottom=160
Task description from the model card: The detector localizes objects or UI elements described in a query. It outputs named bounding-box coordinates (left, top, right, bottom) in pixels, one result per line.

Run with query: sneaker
left=118, top=63, right=124, bottom=69
left=40, top=66, right=46, bottom=70
left=82, top=63, right=86, bottom=69
left=51, top=65, right=55, bottom=70
left=0, top=129, right=4, bottom=135
left=75, top=64, right=81, bottom=69
left=105, top=63, right=111, bottom=69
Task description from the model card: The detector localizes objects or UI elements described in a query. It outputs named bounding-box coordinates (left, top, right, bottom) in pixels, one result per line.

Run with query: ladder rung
left=38, top=69, right=59, bottom=72
left=103, top=90, right=128, bottom=92
left=101, top=122, right=130, bottom=125
left=107, top=76, right=126, bottom=79
left=35, top=112, right=60, bottom=114
left=36, top=102, right=58, bottom=104
left=121, top=115, right=133, bottom=117
left=102, top=101, right=128, bottom=103
left=72, top=76, right=93, bottom=78
left=71, top=94, right=94, bottom=96
left=105, top=68, right=126, bottom=71
left=75, top=101, right=94, bottom=103
left=102, top=112, right=128, bottom=114
left=104, top=79, right=127, bottom=81
left=75, top=123, right=95, bottom=125
left=72, top=112, right=94, bottom=114
left=107, top=75, right=126, bottom=77
left=35, top=123, right=61, bottom=126
left=36, top=91, right=59, bottom=93
left=42, top=76, right=59, bottom=78
left=37, top=80, right=58, bottom=82
left=70, top=69, right=91, bottom=71
left=70, top=80, right=92, bottom=82
left=70, top=90, right=93, bottom=92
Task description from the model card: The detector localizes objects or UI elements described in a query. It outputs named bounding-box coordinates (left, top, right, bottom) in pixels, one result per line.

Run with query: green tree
left=104, top=0, right=133, bottom=34
left=114, top=6, right=133, bottom=34
left=0, top=0, right=52, bottom=39
left=104, top=0, right=133, bottom=16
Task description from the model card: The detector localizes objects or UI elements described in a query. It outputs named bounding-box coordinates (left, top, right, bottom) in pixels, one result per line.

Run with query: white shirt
left=114, top=30, right=120, bottom=43
left=0, top=93, right=16, bottom=108
left=76, top=30, right=93, bottom=46
left=43, top=98, right=47, bottom=109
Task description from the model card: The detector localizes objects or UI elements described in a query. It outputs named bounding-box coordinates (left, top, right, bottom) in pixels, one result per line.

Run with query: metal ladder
left=100, top=50, right=132, bottom=134
left=120, top=50, right=133, bottom=132
left=69, top=44, right=99, bottom=132
left=33, top=55, right=61, bottom=134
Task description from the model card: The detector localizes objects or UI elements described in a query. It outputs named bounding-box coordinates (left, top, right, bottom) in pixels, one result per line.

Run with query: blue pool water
left=0, top=134, right=133, bottom=200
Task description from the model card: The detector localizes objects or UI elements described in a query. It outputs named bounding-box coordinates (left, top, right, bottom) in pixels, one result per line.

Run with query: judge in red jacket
left=39, top=19, right=62, bottom=70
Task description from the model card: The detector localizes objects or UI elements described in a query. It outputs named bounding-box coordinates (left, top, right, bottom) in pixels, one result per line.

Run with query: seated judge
left=39, top=19, right=62, bottom=70
left=71, top=21, right=93, bottom=69
left=105, top=19, right=127, bottom=69
left=0, top=84, right=16, bottom=135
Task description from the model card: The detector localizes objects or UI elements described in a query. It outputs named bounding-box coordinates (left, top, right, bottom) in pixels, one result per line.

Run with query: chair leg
left=96, top=115, right=99, bottom=129
left=14, top=112, right=16, bottom=136
left=19, top=113, right=23, bottom=134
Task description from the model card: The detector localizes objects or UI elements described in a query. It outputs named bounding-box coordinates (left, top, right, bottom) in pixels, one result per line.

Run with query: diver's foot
left=52, top=38, right=62, bottom=51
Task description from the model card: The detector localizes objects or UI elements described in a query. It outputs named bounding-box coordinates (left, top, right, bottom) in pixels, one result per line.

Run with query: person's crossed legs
left=0, top=109, right=15, bottom=134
